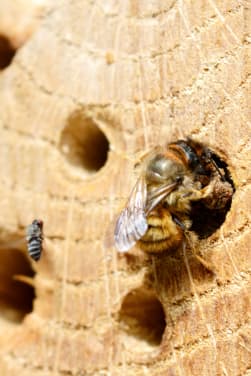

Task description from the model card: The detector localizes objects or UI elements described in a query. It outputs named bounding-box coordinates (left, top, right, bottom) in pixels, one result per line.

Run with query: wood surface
left=0, top=0, right=250, bottom=375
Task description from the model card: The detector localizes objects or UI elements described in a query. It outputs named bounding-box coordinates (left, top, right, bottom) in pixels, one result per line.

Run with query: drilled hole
left=60, top=111, right=109, bottom=175
left=0, top=35, right=16, bottom=70
left=118, top=287, right=166, bottom=353
left=190, top=152, right=235, bottom=238
left=0, top=247, right=35, bottom=324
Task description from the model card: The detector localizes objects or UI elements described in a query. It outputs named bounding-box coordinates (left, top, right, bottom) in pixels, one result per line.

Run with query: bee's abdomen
left=137, top=208, right=184, bottom=254
left=27, top=237, right=42, bottom=261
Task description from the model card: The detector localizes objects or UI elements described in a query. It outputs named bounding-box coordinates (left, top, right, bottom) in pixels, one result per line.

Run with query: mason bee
left=26, top=219, right=44, bottom=261
left=114, top=139, right=234, bottom=254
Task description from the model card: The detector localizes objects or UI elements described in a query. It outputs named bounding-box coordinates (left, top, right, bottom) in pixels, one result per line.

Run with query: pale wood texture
left=0, top=0, right=250, bottom=375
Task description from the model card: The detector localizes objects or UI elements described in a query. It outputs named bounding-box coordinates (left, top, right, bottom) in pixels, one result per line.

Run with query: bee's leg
left=182, top=181, right=215, bottom=202
left=199, top=181, right=215, bottom=199
left=181, top=187, right=206, bottom=202
left=193, top=253, right=215, bottom=273
left=184, top=232, right=215, bottom=274
left=172, top=216, right=186, bottom=230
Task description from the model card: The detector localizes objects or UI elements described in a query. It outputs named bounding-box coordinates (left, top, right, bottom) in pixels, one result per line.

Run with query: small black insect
left=26, top=219, right=43, bottom=261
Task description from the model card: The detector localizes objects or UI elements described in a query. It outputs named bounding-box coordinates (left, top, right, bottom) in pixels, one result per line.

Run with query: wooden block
left=0, top=1, right=250, bottom=375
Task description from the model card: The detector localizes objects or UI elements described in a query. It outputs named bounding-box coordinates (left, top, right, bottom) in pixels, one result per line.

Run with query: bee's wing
left=114, top=175, right=148, bottom=252
left=145, top=181, right=179, bottom=214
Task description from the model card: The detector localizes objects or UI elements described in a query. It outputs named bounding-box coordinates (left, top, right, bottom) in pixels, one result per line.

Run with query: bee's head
left=32, top=219, right=43, bottom=229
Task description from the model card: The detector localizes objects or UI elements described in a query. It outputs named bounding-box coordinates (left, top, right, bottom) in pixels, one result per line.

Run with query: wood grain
left=0, top=0, right=250, bottom=375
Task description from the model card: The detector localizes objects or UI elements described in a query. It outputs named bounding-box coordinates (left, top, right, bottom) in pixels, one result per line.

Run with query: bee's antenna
left=205, top=150, right=226, bottom=181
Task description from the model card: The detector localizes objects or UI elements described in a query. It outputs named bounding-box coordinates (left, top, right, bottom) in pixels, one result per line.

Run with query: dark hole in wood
left=118, top=287, right=166, bottom=352
left=60, top=112, right=109, bottom=175
left=0, top=35, right=16, bottom=70
left=190, top=152, right=235, bottom=238
left=0, top=247, right=35, bottom=323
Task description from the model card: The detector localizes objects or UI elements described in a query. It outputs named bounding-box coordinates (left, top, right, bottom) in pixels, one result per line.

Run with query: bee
left=26, top=219, right=44, bottom=261
left=114, top=139, right=233, bottom=254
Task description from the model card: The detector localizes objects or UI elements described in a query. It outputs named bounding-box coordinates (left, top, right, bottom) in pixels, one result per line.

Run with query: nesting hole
left=190, top=152, right=235, bottom=238
left=60, top=112, right=109, bottom=175
left=0, top=35, right=16, bottom=70
left=0, top=247, right=35, bottom=325
left=118, top=287, right=166, bottom=353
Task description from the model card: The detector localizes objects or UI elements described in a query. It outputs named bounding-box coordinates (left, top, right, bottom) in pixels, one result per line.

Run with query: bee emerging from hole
left=114, top=138, right=234, bottom=254
left=26, top=219, right=44, bottom=261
